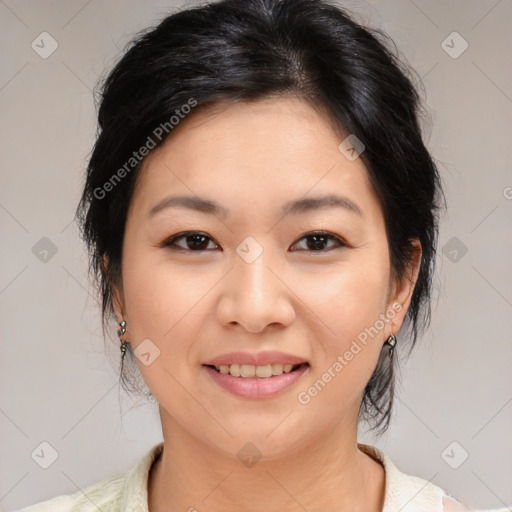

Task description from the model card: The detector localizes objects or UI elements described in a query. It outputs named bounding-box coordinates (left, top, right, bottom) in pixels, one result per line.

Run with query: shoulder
left=14, top=442, right=164, bottom=512
left=358, top=442, right=469, bottom=512
left=442, top=495, right=472, bottom=511
left=13, top=473, right=125, bottom=512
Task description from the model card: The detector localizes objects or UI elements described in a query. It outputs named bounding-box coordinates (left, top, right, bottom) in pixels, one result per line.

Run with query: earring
left=384, top=333, right=396, bottom=352
left=118, top=320, right=128, bottom=360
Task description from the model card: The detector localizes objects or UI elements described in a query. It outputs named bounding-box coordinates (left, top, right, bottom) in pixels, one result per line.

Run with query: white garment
left=14, top=441, right=476, bottom=511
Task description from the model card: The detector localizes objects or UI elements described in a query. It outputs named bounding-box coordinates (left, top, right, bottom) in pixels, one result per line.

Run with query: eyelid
left=291, top=231, right=347, bottom=252
left=161, top=230, right=348, bottom=252
left=160, top=231, right=220, bottom=250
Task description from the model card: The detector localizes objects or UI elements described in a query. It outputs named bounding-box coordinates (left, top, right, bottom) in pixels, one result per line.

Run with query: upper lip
left=203, top=351, right=309, bottom=367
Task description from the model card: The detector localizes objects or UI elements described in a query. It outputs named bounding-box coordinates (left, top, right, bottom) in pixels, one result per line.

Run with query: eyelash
left=161, top=230, right=347, bottom=253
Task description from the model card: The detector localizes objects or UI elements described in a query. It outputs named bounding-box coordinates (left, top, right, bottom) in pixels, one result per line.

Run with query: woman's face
left=114, top=97, right=419, bottom=459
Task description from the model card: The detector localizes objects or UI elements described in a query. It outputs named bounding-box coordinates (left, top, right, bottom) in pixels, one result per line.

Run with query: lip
left=203, top=363, right=309, bottom=399
left=203, top=351, right=308, bottom=367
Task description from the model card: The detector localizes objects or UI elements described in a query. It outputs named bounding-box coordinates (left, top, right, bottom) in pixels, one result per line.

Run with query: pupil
left=188, top=234, right=208, bottom=250
left=308, top=235, right=326, bottom=250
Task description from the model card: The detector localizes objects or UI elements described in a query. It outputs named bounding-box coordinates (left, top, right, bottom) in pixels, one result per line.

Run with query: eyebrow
left=147, top=193, right=364, bottom=219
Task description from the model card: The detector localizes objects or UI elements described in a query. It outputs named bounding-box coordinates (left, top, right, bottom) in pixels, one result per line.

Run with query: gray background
left=1, top=0, right=511, bottom=510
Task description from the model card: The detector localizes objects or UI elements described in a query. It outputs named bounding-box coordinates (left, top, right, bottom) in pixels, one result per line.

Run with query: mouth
left=204, top=362, right=310, bottom=379
left=202, top=361, right=310, bottom=399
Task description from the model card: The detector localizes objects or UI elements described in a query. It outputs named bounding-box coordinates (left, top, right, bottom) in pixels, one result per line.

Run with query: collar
left=120, top=441, right=445, bottom=512
left=357, top=442, right=445, bottom=511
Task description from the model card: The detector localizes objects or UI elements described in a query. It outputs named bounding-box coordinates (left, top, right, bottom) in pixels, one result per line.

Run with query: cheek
left=119, top=252, right=201, bottom=406
left=119, top=240, right=183, bottom=364
left=120, top=240, right=222, bottom=387
left=296, top=271, right=390, bottom=411
left=302, top=253, right=391, bottom=336
left=296, top=249, right=391, bottom=395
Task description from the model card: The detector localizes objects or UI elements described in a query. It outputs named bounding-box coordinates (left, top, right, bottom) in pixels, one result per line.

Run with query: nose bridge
left=234, top=243, right=277, bottom=305
left=221, top=239, right=294, bottom=331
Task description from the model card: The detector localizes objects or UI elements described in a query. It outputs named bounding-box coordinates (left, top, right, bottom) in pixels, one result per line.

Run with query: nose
left=216, top=250, right=296, bottom=333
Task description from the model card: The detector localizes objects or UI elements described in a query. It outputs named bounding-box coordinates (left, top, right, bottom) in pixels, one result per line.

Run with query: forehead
left=129, top=97, right=381, bottom=221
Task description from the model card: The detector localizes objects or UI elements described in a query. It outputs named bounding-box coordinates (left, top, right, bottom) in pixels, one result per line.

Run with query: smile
left=210, top=362, right=307, bottom=378
left=203, top=363, right=310, bottom=398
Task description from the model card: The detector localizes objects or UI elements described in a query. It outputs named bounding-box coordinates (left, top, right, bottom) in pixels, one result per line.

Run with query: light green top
left=15, top=442, right=471, bottom=511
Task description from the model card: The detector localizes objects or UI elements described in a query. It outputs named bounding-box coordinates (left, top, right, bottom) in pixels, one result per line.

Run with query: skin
left=111, top=97, right=422, bottom=512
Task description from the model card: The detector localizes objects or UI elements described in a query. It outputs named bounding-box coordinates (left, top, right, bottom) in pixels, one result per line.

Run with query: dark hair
left=76, top=0, right=445, bottom=436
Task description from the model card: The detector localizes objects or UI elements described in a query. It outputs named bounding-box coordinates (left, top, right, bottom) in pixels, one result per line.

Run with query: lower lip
left=203, top=364, right=309, bottom=399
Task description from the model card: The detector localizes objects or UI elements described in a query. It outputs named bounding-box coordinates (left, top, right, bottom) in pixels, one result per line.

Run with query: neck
left=148, top=411, right=385, bottom=512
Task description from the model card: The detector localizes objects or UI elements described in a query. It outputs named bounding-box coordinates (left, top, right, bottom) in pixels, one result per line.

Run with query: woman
left=17, top=0, right=472, bottom=510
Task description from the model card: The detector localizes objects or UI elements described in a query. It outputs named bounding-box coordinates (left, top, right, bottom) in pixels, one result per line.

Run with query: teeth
left=213, top=363, right=302, bottom=378
left=256, top=365, right=272, bottom=378
left=272, top=363, right=283, bottom=375
left=229, top=364, right=240, bottom=377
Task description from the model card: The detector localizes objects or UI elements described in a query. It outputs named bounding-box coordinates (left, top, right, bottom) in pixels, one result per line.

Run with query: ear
left=102, top=254, right=125, bottom=324
left=387, top=239, right=422, bottom=334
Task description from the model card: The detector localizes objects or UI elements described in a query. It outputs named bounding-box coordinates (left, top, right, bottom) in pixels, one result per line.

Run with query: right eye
left=161, top=231, right=220, bottom=252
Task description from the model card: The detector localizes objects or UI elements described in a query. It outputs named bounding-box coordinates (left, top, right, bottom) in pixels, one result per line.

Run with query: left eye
left=161, top=231, right=346, bottom=252
left=291, top=231, right=346, bottom=252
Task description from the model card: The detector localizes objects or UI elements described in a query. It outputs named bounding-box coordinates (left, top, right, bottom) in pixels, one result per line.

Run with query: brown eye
left=161, top=230, right=346, bottom=253
left=162, top=232, right=219, bottom=251
left=291, top=232, right=346, bottom=252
